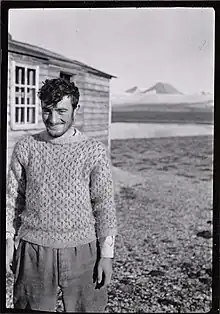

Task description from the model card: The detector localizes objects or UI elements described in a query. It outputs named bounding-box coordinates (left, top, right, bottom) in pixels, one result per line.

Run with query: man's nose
left=49, top=110, right=57, bottom=125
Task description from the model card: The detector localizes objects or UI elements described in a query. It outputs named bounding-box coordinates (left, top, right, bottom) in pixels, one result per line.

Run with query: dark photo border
left=1, top=1, right=219, bottom=313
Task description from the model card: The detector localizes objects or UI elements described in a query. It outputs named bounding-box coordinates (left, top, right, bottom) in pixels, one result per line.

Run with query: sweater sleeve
left=6, top=138, right=29, bottom=239
left=90, top=144, right=117, bottom=239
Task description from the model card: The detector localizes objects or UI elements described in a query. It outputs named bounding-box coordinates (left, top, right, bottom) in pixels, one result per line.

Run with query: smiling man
left=6, top=78, right=117, bottom=312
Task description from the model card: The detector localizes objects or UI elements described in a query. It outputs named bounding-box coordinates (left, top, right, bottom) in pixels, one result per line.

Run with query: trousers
left=13, top=239, right=108, bottom=312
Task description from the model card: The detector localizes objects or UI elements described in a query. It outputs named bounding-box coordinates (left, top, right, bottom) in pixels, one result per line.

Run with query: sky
left=9, top=8, right=214, bottom=95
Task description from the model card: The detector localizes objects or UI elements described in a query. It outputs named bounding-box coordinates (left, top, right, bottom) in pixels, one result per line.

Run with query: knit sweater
left=6, top=128, right=117, bottom=249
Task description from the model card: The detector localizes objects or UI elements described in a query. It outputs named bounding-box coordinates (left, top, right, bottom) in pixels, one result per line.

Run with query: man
left=6, top=78, right=117, bottom=312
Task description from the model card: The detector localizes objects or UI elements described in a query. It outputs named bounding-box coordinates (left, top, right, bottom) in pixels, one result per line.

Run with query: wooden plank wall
left=79, top=72, right=110, bottom=149
left=7, top=53, right=111, bottom=167
left=7, top=54, right=87, bottom=164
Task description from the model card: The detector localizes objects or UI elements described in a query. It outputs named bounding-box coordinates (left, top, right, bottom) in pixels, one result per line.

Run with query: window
left=11, top=61, right=39, bottom=129
left=60, top=72, right=72, bottom=82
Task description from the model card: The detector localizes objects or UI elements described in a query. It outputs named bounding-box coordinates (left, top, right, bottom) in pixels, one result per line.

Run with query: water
left=110, top=122, right=214, bottom=140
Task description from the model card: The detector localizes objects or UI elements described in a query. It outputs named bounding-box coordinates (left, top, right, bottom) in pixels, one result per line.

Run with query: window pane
left=27, top=70, right=30, bottom=85
left=15, top=87, right=25, bottom=96
left=29, top=88, right=36, bottom=105
left=27, top=107, right=35, bottom=123
left=15, top=107, right=25, bottom=123
left=20, top=107, right=25, bottom=123
left=27, top=69, right=36, bottom=86
left=27, top=107, right=30, bottom=122
left=60, top=72, right=71, bottom=82
left=15, top=107, right=19, bottom=122
left=15, top=87, right=25, bottom=105
left=15, top=67, right=25, bottom=85
left=27, top=88, right=30, bottom=105
left=70, top=76, right=75, bottom=83
left=32, top=108, right=36, bottom=123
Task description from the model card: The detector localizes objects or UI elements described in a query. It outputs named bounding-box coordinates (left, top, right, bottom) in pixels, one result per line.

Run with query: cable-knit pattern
left=6, top=130, right=117, bottom=248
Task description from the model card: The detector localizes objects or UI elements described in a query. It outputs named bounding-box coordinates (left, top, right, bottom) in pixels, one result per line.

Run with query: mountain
left=143, top=82, right=182, bottom=94
left=123, top=82, right=182, bottom=95
left=125, top=86, right=140, bottom=93
left=111, top=82, right=213, bottom=107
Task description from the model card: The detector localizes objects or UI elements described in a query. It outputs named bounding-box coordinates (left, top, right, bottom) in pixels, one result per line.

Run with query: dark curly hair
left=38, top=78, right=80, bottom=110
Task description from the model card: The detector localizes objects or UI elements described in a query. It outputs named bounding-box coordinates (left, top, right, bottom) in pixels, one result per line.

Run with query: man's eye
left=57, top=110, right=66, bottom=114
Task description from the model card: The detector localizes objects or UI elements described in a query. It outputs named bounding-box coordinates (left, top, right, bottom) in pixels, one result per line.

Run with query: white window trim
left=10, top=60, right=39, bottom=130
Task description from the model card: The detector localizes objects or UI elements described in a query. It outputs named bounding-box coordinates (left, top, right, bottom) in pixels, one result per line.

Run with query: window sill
left=10, top=123, right=45, bottom=131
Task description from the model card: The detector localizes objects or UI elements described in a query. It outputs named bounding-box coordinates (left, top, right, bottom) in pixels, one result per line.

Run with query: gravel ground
left=6, top=135, right=213, bottom=313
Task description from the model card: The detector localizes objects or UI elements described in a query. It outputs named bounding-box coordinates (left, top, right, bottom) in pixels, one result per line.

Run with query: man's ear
left=73, top=105, right=80, bottom=119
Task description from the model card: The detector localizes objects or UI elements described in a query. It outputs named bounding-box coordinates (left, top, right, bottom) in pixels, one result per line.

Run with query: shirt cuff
left=6, top=231, right=14, bottom=240
left=99, top=236, right=115, bottom=258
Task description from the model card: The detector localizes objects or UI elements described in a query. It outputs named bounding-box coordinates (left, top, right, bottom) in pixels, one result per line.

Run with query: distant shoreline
left=111, top=119, right=213, bottom=125
left=111, top=109, right=213, bottom=125
left=110, top=122, right=213, bottom=140
left=112, top=101, right=214, bottom=108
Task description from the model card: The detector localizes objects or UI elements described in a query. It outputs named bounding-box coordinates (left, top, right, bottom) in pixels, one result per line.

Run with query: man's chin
left=46, top=127, right=65, bottom=138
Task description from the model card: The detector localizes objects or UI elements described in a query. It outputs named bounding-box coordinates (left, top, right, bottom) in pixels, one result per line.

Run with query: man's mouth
left=47, top=124, right=63, bottom=129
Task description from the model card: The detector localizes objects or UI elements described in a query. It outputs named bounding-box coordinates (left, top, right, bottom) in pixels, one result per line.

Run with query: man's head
left=38, top=78, right=80, bottom=137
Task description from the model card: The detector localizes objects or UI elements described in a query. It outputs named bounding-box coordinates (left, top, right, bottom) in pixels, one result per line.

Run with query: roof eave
left=87, top=69, right=117, bottom=79
left=8, top=37, right=117, bottom=79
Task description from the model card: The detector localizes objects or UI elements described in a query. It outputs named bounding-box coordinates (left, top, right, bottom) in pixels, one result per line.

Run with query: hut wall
left=79, top=72, right=110, bottom=148
left=7, top=53, right=111, bottom=166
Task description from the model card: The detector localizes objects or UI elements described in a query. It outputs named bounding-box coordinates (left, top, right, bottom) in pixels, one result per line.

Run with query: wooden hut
left=7, top=33, right=115, bottom=164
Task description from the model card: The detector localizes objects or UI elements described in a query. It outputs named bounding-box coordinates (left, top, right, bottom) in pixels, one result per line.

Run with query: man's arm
left=6, top=139, right=28, bottom=273
left=90, top=143, right=117, bottom=264
left=90, top=144, right=117, bottom=250
left=6, top=139, right=28, bottom=240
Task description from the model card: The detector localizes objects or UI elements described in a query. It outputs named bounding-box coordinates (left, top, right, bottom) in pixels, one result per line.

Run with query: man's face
left=42, top=96, right=74, bottom=137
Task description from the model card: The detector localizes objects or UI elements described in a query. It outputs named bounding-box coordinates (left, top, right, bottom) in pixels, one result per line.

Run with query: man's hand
left=97, top=257, right=113, bottom=287
left=6, top=238, right=14, bottom=274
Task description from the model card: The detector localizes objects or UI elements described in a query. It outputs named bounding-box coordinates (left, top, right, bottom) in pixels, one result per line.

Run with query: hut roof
left=8, top=33, right=116, bottom=79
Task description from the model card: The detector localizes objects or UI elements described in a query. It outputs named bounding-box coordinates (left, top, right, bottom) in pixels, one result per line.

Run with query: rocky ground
left=6, top=135, right=213, bottom=312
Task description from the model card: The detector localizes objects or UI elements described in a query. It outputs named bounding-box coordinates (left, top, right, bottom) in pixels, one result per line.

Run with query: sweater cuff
left=99, top=236, right=115, bottom=258
left=6, top=231, right=14, bottom=240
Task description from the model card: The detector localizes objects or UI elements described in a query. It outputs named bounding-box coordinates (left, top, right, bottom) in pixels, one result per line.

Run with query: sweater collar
left=39, top=126, right=87, bottom=145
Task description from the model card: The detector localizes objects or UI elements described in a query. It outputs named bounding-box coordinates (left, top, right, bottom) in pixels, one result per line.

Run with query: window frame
left=10, top=60, right=39, bottom=130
